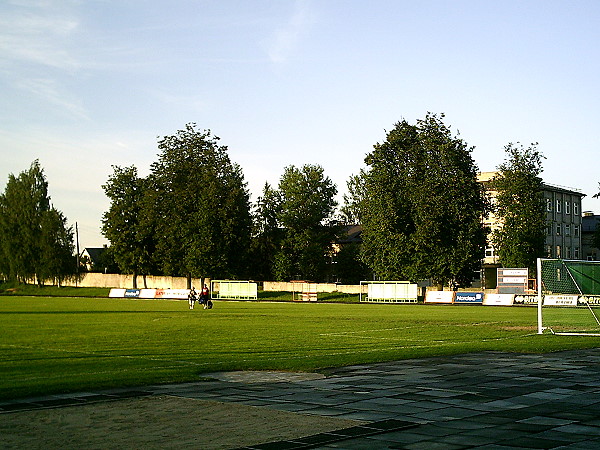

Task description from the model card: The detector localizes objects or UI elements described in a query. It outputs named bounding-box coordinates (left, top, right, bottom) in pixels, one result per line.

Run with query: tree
left=249, top=183, right=284, bottom=281
left=101, top=165, right=152, bottom=287
left=273, top=164, right=338, bottom=281
left=149, top=124, right=252, bottom=284
left=0, top=160, right=76, bottom=284
left=38, top=209, right=76, bottom=285
left=360, top=113, right=488, bottom=288
left=334, top=240, right=370, bottom=284
left=336, top=175, right=371, bottom=283
left=490, top=143, right=546, bottom=272
left=339, top=172, right=366, bottom=225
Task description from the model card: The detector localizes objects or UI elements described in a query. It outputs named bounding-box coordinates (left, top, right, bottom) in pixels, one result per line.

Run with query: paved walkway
left=3, top=350, right=600, bottom=449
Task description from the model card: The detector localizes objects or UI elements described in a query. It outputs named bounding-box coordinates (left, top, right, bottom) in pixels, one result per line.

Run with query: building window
left=574, top=225, right=580, bottom=237
left=556, top=224, right=561, bottom=235
left=575, top=247, right=580, bottom=259
left=566, top=247, right=572, bottom=259
left=556, top=245, right=561, bottom=258
left=546, top=245, right=553, bottom=258
left=574, top=202, right=579, bottom=215
left=556, top=200, right=562, bottom=213
left=565, top=201, right=571, bottom=215
left=565, top=224, right=571, bottom=236
left=546, top=198, right=552, bottom=212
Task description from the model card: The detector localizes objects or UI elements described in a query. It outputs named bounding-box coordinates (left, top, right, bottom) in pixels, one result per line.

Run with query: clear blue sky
left=2, top=0, right=600, bottom=247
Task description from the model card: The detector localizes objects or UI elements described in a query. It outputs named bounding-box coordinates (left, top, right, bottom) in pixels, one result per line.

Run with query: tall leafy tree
left=334, top=240, right=370, bottom=284
left=273, top=164, right=338, bottom=281
left=339, top=172, right=366, bottom=225
left=249, top=183, right=284, bottom=281
left=0, top=160, right=75, bottom=284
left=149, top=124, right=252, bottom=284
left=37, top=208, right=76, bottom=285
left=490, top=143, right=546, bottom=272
left=101, top=165, right=153, bottom=287
left=335, top=174, right=370, bottom=283
left=361, top=113, right=488, bottom=288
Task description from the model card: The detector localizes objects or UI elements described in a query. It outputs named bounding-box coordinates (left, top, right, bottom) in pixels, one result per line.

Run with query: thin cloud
left=268, top=0, right=314, bottom=63
left=0, top=1, right=80, bottom=70
left=16, top=78, right=88, bottom=119
left=149, top=89, right=208, bottom=113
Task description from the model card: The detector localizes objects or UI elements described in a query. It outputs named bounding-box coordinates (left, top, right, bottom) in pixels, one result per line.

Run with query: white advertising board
left=109, top=288, right=126, bottom=298
left=154, top=289, right=189, bottom=299
left=501, top=277, right=528, bottom=284
left=424, top=291, right=455, bottom=304
left=483, top=293, right=515, bottom=306
left=543, top=295, right=579, bottom=306
left=139, top=289, right=157, bottom=298
left=502, top=269, right=528, bottom=277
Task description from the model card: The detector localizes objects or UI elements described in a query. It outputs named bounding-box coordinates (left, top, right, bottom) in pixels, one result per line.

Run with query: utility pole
left=75, top=222, right=80, bottom=287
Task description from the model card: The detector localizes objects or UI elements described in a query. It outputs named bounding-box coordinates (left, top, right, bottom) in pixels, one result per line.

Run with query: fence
left=61, top=272, right=205, bottom=290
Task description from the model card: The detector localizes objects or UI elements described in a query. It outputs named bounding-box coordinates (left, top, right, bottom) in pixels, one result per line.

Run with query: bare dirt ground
left=0, top=395, right=364, bottom=449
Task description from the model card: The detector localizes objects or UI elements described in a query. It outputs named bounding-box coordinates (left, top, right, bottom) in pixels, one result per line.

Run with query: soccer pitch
left=2, top=296, right=600, bottom=400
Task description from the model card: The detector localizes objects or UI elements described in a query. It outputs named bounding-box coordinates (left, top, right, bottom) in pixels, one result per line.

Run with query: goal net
left=537, top=258, right=600, bottom=335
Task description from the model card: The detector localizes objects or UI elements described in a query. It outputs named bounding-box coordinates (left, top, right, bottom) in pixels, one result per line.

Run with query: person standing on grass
left=200, top=284, right=210, bottom=309
left=188, top=287, right=197, bottom=310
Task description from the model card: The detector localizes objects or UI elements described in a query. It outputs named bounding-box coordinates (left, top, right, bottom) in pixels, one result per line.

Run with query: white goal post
left=537, top=258, right=600, bottom=335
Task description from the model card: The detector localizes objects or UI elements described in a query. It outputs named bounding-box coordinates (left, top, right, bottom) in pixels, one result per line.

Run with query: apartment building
left=478, top=172, right=585, bottom=287
left=542, top=183, right=585, bottom=260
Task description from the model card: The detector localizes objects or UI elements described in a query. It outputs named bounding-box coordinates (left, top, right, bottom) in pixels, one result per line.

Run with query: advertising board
left=483, top=293, right=515, bottom=306
left=544, top=295, right=579, bottom=306
left=454, top=292, right=484, bottom=304
left=109, top=289, right=126, bottom=298
left=109, top=288, right=190, bottom=299
left=424, top=291, right=455, bottom=304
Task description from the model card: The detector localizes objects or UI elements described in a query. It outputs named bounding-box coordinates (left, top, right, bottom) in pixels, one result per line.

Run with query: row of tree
left=0, top=161, right=75, bottom=285
left=101, top=124, right=340, bottom=287
left=2, top=113, right=590, bottom=287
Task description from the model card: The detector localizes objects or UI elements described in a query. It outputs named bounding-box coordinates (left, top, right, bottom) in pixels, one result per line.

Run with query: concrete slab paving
left=3, top=349, right=600, bottom=448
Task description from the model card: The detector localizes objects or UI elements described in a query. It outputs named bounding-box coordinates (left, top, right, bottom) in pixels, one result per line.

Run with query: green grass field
left=2, top=296, right=600, bottom=401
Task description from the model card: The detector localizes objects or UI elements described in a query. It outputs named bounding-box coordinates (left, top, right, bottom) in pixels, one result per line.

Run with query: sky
left=2, top=0, right=600, bottom=248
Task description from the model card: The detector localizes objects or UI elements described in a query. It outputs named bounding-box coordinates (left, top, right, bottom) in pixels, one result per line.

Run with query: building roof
left=81, top=247, right=106, bottom=264
left=337, top=225, right=363, bottom=244
left=477, top=172, right=585, bottom=197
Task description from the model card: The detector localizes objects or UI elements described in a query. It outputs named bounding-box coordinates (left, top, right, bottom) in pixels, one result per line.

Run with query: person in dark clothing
left=200, top=284, right=210, bottom=309
left=188, top=287, right=197, bottom=310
